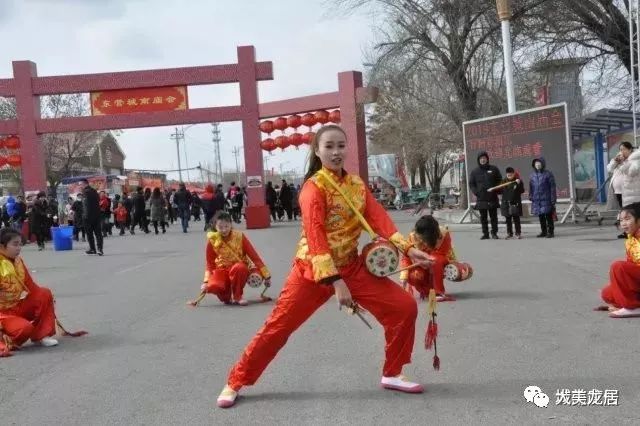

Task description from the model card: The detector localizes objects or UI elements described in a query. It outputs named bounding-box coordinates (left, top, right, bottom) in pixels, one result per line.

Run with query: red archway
left=0, top=46, right=375, bottom=228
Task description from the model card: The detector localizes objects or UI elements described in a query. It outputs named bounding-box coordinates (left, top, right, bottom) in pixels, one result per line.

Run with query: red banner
left=91, top=86, right=188, bottom=116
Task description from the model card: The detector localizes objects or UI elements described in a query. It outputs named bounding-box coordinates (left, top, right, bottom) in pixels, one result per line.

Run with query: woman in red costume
left=598, top=202, right=640, bottom=318
left=216, top=124, right=433, bottom=408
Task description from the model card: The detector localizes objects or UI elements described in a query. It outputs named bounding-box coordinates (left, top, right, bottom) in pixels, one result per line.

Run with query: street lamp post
left=497, top=0, right=517, bottom=113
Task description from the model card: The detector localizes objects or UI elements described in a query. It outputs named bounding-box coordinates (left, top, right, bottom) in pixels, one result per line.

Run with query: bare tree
left=40, top=94, right=100, bottom=192
left=367, top=61, right=462, bottom=194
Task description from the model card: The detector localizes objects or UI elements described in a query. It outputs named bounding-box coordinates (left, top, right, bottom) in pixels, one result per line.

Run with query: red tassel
left=433, top=355, right=440, bottom=370
left=425, top=320, right=437, bottom=349
left=56, top=320, right=88, bottom=337
left=61, top=330, right=89, bottom=337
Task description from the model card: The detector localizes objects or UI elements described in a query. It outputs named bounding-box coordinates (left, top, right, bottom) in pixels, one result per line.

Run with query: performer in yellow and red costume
left=597, top=202, right=640, bottom=318
left=0, top=228, right=86, bottom=357
left=189, top=211, right=271, bottom=307
left=400, top=215, right=457, bottom=302
left=216, top=124, right=434, bottom=408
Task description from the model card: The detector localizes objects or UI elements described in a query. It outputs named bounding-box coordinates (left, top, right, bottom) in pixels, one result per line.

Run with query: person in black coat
left=469, top=151, right=502, bottom=239
left=80, top=179, right=103, bottom=255
left=265, top=181, right=277, bottom=222
left=30, top=192, right=48, bottom=250
left=498, top=167, right=525, bottom=239
left=71, top=194, right=86, bottom=241
left=279, top=180, right=293, bottom=221
left=173, top=183, right=192, bottom=233
left=130, top=187, right=149, bottom=234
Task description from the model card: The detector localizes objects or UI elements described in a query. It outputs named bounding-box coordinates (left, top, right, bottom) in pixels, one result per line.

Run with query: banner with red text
left=463, top=103, right=572, bottom=204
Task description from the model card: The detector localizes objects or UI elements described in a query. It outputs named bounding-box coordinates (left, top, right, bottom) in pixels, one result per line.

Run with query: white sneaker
left=380, top=375, right=424, bottom=393
left=217, top=385, right=238, bottom=408
left=237, top=299, right=249, bottom=306
left=609, top=307, right=640, bottom=318
left=33, top=337, right=59, bottom=347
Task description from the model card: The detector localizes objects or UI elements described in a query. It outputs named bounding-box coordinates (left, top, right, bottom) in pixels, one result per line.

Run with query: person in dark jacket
left=10, top=196, right=27, bottom=233
left=130, top=187, right=149, bottom=234
left=80, top=179, right=103, bottom=255
left=529, top=157, right=557, bottom=238
left=191, top=192, right=202, bottom=222
left=122, top=192, right=133, bottom=229
left=71, top=194, right=85, bottom=241
left=279, top=180, right=293, bottom=221
left=265, top=181, right=277, bottom=222
left=469, top=151, right=502, bottom=239
left=30, top=192, right=48, bottom=251
left=200, top=184, right=217, bottom=230
left=173, top=183, right=192, bottom=233
left=498, top=167, right=525, bottom=239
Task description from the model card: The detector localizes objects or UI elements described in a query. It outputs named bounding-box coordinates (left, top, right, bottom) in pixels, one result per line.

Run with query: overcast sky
left=1, top=0, right=378, bottom=181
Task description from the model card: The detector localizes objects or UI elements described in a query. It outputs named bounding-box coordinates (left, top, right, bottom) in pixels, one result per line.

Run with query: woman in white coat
left=608, top=141, right=640, bottom=238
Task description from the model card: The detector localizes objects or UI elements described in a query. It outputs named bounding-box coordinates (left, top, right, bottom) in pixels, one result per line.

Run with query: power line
left=169, top=127, right=183, bottom=181
left=212, top=123, right=223, bottom=183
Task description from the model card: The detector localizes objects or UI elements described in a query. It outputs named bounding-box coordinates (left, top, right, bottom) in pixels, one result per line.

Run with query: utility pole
left=170, top=127, right=183, bottom=181
left=198, top=162, right=205, bottom=187
left=231, top=146, right=242, bottom=184
left=211, top=123, right=223, bottom=183
left=496, top=0, right=516, bottom=113
left=97, top=139, right=104, bottom=174
left=180, top=127, right=191, bottom=182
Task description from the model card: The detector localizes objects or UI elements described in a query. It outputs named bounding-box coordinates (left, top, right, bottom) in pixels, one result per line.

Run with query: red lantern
left=289, top=133, right=303, bottom=148
left=314, top=110, right=329, bottom=125
left=302, top=132, right=316, bottom=145
left=274, top=135, right=289, bottom=151
left=329, top=110, right=341, bottom=123
left=0, top=138, right=5, bottom=150
left=301, top=113, right=317, bottom=128
left=4, top=135, right=20, bottom=150
left=273, top=117, right=287, bottom=132
left=6, top=154, right=21, bottom=167
left=259, top=120, right=274, bottom=134
left=261, top=138, right=276, bottom=152
left=0, top=157, right=6, bottom=167
left=287, top=115, right=302, bottom=129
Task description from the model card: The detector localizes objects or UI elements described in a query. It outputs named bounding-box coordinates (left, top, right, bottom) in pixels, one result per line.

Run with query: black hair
left=414, top=215, right=441, bottom=249
left=506, top=167, right=514, bottom=173
left=79, top=178, right=89, bottom=184
left=621, top=202, right=640, bottom=221
left=620, top=141, right=634, bottom=151
left=213, top=210, right=232, bottom=224
left=0, top=227, right=22, bottom=246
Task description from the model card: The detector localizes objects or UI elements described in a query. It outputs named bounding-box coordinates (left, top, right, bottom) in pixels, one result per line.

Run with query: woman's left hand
left=407, top=247, right=434, bottom=266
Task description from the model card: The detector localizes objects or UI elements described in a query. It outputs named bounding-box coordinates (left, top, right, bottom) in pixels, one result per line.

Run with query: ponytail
left=304, top=152, right=323, bottom=182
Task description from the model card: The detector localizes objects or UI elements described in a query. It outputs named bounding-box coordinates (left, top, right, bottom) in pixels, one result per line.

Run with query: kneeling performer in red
left=1, top=228, right=86, bottom=357
left=188, top=211, right=271, bottom=307
left=400, top=215, right=458, bottom=302
left=598, top=202, right=640, bottom=318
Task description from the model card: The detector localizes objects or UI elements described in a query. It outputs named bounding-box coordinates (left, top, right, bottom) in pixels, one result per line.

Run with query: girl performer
left=597, top=202, right=640, bottom=318
left=216, top=124, right=433, bottom=408
left=399, top=215, right=457, bottom=302
left=188, top=211, right=271, bottom=307
left=0, top=228, right=86, bottom=357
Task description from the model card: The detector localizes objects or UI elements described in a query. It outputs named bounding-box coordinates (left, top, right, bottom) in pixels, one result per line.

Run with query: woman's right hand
left=333, top=279, right=353, bottom=309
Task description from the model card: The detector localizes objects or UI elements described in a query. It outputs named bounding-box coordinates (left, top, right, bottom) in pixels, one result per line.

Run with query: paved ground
left=1, top=212, right=639, bottom=425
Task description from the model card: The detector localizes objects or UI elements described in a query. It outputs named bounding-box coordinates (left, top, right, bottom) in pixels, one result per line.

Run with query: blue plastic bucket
left=51, top=225, right=74, bottom=251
